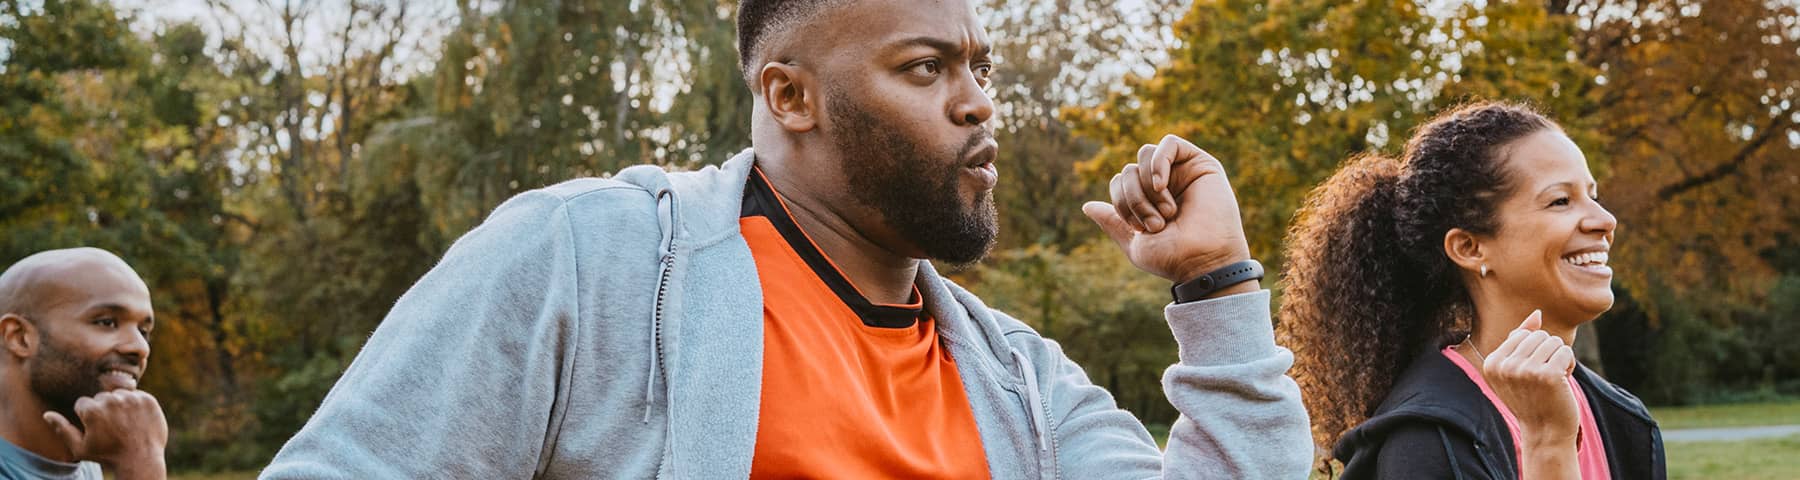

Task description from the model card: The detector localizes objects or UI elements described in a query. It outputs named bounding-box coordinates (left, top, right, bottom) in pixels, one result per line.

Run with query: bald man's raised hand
left=1084, top=134, right=1253, bottom=290
left=43, top=390, right=168, bottom=480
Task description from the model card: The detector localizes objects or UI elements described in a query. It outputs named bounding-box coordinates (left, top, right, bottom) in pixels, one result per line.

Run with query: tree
left=363, top=0, right=749, bottom=243
left=975, top=242, right=1182, bottom=421
left=1573, top=0, right=1799, bottom=312
left=1064, top=0, right=1597, bottom=271
left=181, top=0, right=445, bottom=466
left=1063, top=0, right=1800, bottom=406
left=2, top=0, right=258, bottom=466
left=963, top=0, right=1192, bottom=426
left=1559, top=0, right=1798, bottom=403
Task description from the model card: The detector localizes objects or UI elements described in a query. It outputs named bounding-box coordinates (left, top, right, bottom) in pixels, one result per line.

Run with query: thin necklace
left=1462, top=334, right=1486, bottom=365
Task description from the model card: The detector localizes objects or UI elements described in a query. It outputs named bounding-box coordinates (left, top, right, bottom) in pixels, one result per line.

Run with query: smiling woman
left=1276, top=101, right=1665, bottom=479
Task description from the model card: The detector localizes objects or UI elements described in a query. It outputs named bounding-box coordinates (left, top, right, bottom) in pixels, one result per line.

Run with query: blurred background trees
left=2, top=0, right=1794, bottom=470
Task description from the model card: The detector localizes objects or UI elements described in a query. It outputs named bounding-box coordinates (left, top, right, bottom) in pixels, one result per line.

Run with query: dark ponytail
left=1277, top=101, right=1560, bottom=456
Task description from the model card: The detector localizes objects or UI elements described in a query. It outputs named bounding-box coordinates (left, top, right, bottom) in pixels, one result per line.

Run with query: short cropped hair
left=736, top=0, right=849, bottom=89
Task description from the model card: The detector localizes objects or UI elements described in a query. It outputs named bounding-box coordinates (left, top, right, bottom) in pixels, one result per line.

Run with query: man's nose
left=116, top=328, right=150, bottom=362
left=950, top=71, right=994, bottom=127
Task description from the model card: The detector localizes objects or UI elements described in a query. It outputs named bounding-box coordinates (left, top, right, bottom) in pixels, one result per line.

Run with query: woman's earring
left=1480, top=264, right=1489, bottom=278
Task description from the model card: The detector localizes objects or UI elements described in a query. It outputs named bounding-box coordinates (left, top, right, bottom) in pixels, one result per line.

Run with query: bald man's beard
left=29, top=334, right=112, bottom=430
left=825, top=87, right=998, bottom=267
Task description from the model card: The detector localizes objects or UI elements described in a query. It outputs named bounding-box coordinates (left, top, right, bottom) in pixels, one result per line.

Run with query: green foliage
left=1066, top=0, right=1800, bottom=408
left=372, top=0, right=749, bottom=241
left=969, top=241, right=1180, bottom=421
left=1065, top=0, right=1597, bottom=269
left=2, top=0, right=257, bottom=468
left=963, top=0, right=1191, bottom=423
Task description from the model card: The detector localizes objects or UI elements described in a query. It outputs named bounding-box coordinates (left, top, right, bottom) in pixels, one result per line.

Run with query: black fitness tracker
left=1171, top=259, right=1264, bottom=304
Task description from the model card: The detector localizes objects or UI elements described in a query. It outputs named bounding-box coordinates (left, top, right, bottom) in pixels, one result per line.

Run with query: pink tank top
left=1441, top=346, right=1612, bottom=479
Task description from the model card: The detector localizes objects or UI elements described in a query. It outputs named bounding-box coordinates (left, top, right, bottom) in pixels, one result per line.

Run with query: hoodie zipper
left=644, top=248, right=673, bottom=422
left=647, top=190, right=678, bottom=479
left=644, top=190, right=677, bottom=423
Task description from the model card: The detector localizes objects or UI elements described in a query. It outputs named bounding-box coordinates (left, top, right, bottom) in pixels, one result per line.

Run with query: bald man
left=0, top=248, right=166, bottom=480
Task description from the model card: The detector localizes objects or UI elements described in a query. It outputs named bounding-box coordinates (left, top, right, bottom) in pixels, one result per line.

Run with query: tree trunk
left=1576, top=321, right=1605, bottom=377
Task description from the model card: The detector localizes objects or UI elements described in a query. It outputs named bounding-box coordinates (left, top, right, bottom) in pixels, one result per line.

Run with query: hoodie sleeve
left=260, top=191, right=583, bottom=480
left=1028, top=289, right=1313, bottom=479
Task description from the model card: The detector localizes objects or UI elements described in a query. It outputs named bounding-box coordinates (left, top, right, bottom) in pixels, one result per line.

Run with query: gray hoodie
left=259, top=150, right=1312, bottom=479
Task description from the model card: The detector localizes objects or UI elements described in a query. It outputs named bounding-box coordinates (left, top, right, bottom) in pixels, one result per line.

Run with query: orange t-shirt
left=741, top=168, right=990, bottom=479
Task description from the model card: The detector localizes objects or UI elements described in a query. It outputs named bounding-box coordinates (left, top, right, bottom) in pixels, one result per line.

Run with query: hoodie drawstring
left=1011, top=349, right=1049, bottom=452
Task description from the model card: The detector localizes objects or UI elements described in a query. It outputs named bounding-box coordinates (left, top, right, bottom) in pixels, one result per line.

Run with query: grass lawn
left=1658, top=401, right=1800, bottom=479
left=1667, top=434, right=1800, bottom=480
left=1650, top=400, right=1800, bottom=430
left=176, top=439, right=1799, bottom=480
left=180, top=402, right=1800, bottom=479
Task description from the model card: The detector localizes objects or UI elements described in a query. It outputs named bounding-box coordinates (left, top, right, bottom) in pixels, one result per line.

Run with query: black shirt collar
left=741, top=167, right=923, bottom=328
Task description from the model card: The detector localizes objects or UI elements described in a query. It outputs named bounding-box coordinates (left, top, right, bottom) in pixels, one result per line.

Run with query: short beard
left=29, top=334, right=107, bottom=430
left=826, top=84, right=998, bottom=267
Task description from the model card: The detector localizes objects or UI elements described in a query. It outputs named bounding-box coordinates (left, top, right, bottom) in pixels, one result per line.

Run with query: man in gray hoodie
left=262, top=0, right=1312, bottom=478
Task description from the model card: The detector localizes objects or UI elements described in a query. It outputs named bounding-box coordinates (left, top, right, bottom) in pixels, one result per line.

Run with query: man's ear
left=1443, top=228, right=1487, bottom=277
left=1, top=313, right=38, bottom=359
left=758, top=61, right=820, bottom=133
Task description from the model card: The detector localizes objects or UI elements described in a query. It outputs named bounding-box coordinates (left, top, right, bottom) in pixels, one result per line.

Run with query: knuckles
left=73, top=390, right=162, bottom=419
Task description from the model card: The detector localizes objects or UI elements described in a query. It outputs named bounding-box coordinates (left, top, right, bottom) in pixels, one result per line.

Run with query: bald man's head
left=0, top=247, right=155, bottom=427
left=0, top=248, right=148, bottom=320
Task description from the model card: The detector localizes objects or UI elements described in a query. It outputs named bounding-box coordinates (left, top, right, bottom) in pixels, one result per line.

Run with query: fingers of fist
left=76, top=390, right=163, bottom=419
left=50, top=390, right=167, bottom=457
left=1104, top=136, right=1227, bottom=235
left=1486, top=330, right=1575, bottom=384
left=1110, top=147, right=1174, bottom=233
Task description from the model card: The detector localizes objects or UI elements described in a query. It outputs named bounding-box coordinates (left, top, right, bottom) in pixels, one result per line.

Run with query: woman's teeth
left=1562, top=251, right=1609, bottom=267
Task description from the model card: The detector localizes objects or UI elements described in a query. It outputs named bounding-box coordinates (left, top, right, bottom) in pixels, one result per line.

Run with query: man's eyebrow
left=885, top=36, right=992, bottom=59
left=88, top=303, right=129, bottom=314
left=86, top=303, right=149, bottom=320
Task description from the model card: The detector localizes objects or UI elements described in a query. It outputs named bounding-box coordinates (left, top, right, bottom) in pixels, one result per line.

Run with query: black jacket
left=1331, top=347, right=1665, bottom=479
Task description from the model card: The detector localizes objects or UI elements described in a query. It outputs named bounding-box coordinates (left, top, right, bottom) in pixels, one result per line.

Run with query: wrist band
left=1171, top=259, right=1263, bottom=304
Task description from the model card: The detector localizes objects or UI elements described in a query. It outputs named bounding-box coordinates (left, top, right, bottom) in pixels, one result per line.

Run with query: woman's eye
left=975, top=63, right=993, bottom=79
left=95, top=318, right=116, bottom=328
left=1549, top=197, right=1570, bottom=207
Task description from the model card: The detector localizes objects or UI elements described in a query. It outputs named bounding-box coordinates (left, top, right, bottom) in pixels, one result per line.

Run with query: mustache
left=96, top=354, right=141, bottom=372
left=957, top=129, right=995, bottom=158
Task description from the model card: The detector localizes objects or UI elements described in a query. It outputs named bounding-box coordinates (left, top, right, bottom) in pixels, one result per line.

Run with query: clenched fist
left=43, top=389, right=168, bottom=480
left=1482, top=310, right=1581, bottom=480
left=1083, top=134, right=1253, bottom=289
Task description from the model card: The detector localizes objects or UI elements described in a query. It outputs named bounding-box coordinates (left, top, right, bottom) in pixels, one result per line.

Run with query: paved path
left=1662, top=424, right=1800, bottom=442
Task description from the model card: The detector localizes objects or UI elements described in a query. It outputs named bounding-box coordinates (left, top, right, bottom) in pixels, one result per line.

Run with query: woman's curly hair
left=1277, top=101, right=1560, bottom=459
